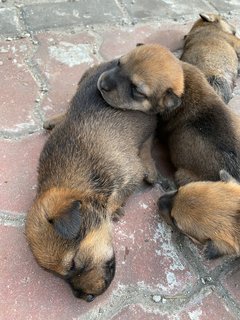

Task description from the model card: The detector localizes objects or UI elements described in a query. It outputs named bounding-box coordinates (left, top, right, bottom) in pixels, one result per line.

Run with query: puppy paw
left=43, top=119, right=56, bottom=131
left=204, top=240, right=223, bottom=260
left=156, top=174, right=177, bottom=192
left=112, top=207, right=125, bottom=222
left=143, top=168, right=158, bottom=185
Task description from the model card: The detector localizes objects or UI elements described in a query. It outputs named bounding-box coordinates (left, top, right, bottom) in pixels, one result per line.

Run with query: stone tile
left=113, top=186, right=197, bottom=294
left=0, top=39, right=39, bottom=131
left=0, top=133, right=46, bottom=214
left=175, top=291, right=236, bottom=320
left=99, top=23, right=191, bottom=60
left=112, top=304, right=169, bottom=320
left=223, top=265, right=240, bottom=304
left=23, top=0, right=124, bottom=32
left=34, top=31, right=99, bottom=118
left=122, top=0, right=214, bottom=21
left=0, top=8, right=21, bottom=37
left=210, top=1, right=240, bottom=14
left=0, top=225, right=113, bottom=319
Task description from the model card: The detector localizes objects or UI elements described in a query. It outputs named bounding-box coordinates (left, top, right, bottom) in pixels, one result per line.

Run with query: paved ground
left=1, top=0, right=240, bottom=319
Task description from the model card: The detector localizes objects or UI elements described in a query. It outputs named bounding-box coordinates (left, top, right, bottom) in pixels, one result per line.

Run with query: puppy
left=25, top=60, right=157, bottom=302
left=97, top=44, right=240, bottom=185
left=181, top=13, right=240, bottom=103
left=158, top=170, right=240, bottom=259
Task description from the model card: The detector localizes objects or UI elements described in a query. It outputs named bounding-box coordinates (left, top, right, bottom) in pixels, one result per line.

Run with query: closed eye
left=131, top=84, right=146, bottom=99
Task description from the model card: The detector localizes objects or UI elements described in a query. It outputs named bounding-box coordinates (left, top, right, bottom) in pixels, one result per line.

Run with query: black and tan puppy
left=181, top=13, right=240, bottom=103
left=158, top=170, right=240, bottom=259
left=97, top=44, right=240, bottom=186
left=25, top=60, right=157, bottom=302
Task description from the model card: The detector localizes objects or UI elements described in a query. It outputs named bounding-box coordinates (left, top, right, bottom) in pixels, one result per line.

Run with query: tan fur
left=97, top=44, right=240, bottom=186
left=181, top=13, right=240, bottom=103
left=158, top=174, right=240, bottom=258
left=26, top=60, right=157, bottom=301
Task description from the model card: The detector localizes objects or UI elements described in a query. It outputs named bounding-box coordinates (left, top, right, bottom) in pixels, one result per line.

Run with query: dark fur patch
left=204, top=240, right=223, bottom=260
left=207, top=76, right=232, bottom=104
left=189, top=108, right=240, bottom=181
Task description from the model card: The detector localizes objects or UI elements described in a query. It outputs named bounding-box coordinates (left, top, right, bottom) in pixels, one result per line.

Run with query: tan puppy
left=26, top=60, right=157, bottom=302
left=181, top=13, right=240, bottom=103
left=158, top=170, right=240, bottom=259
left=97, top=44, right=240, bottom=185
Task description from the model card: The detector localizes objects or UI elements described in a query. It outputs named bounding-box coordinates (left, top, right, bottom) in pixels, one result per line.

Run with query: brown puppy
left=181, top=13, right=240, bottom=103
left=25, top=60, right=157, bottom=302
left=158, top=170, right=240, bottom=259
left=97, top=44, right=240, bottom=185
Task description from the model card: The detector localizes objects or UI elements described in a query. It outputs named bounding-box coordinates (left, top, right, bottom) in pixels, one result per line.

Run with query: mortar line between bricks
left=214, top=283, right=240, bottom=318
left=80, top=281, right=211, bottom=320
left=114, top=0, right=132, bottom=25
left=0, top=211, right=26, bottom=227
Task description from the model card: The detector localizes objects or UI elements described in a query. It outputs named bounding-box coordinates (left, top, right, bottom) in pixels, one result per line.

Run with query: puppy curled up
left=181, top=13, right=240, bottom=103
left=25, top=60, right=158, bottom=302
left=158, top=170, right=240, bottom=259
left=97, top=44, right=240, bottom=186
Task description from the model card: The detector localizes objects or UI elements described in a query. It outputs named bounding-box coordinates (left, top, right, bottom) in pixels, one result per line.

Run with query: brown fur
left=97, top=44, right=240, bottom=186
left=181, top=13, right=240, bottom=103
left=26, top=60, right=157, bottom=301
left=158, top=170, right=240, bottom=259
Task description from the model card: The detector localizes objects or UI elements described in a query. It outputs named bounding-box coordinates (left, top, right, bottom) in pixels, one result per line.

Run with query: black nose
left=99, top=78, right=112, bottom=92
left=86, top=294, right=95, bottom=302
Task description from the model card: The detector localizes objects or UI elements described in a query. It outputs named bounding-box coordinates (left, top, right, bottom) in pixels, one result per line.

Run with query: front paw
left=112, top=207, right=125, bottom=222
left=43, top=119, right=56, bottom=130
left=143, top=167, right=159, bottom=185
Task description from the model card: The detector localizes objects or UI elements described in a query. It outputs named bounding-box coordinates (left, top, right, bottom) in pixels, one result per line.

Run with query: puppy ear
left=136, top=43, right=144, bottom=47
left=48, top=201, right=81, bottom=240
left=199, top=13, right=215, bottom=22
left=219, top=170, right=238, bottom=184
left=163, top=89, right=182, bottom=110
left=204, top=238, right=238, bottom=259
left=158, top=190, right=178, bottom=217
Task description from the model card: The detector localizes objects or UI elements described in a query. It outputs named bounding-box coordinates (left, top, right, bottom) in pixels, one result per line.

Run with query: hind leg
left=43, top=113, right=66, bottom=130
left=139, top=135, right=158, bottom=185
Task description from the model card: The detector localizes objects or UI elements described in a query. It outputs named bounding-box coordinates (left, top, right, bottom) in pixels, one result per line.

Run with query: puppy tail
left=207, top=76, right=232, bottom=104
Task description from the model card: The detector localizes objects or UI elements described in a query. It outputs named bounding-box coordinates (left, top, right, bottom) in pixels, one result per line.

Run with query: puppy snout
left=97, top=71, right=116, bottom=93
left=104, top=256, right=116, bottom=289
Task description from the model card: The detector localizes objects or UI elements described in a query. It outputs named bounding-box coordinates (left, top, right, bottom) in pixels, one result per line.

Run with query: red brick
left=223, top=267, right=240, bottom=304
left=112, top=304, right=169, bottom=320
left=113, top=186, right=197, bottom=294
left=99, top=23, right=192, bottom=60
left=0, top=133, right=46, bottom=214
left=0, top=225, right=112, bottom=319
left=177, top=292, right=236, bottom=320
left=34, top=32, right=99, bottom=118
left=0, top=39, right=39, bottom=131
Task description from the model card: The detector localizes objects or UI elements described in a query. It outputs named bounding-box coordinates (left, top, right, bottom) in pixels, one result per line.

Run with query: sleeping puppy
left=97, top=44, right=240, bottom=186
left=181, top=13, right=240, bottom=104
left=158, top=170, right=240, bottom=259
left=26, top=60, right=157, bottom=302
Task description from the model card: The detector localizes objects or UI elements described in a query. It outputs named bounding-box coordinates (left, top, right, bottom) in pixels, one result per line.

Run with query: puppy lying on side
left=97, top=44, right=240, bottom=186
left=158, top=170, right=240, bottom=259
left=26, top=60, right=157, bottom=302
left=181, top=13, right=240, bottom=103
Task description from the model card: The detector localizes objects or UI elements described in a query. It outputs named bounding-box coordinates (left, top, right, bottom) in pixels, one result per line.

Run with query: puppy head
left=158, top=171, right=240, bottom=258
left=97, top=44, right=184, bottom=114
left=187, top=13, right=237, bottom=36
left=25, top=188, right=115, bottom=302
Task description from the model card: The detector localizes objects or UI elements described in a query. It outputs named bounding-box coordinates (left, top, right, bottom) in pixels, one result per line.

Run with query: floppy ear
left=48, top=201, right=81, bottom=240
left=219, top=169, right=239, bottom=184
left=158, top=190, right=178, bottom=217
left=163, top=89, right=182, bottom=110
left=199, top=13, right=215, bottom=22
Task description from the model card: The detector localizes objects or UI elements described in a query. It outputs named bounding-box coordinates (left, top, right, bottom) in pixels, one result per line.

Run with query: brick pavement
left=1, top=0, right=240, bottom=319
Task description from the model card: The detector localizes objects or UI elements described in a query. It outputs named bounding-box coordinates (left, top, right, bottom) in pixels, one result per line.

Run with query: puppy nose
left=86, top=294, right=95, bottom=302
left=99, top=78, right=111, bottom=92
